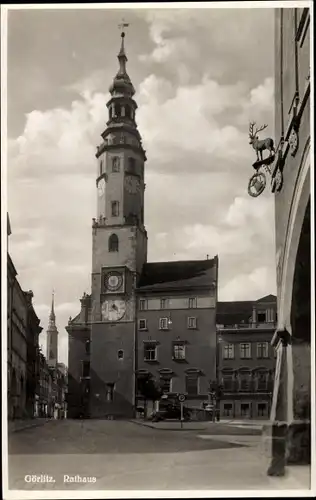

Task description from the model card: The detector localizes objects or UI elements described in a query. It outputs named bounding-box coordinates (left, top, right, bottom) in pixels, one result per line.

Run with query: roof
left=217, top=294, right=277, bottom=326
left=217, top=301, right=253, bottom=325
left=137, top=258, right=217, bottom=292
left=255, top=294, right=277, bottom=303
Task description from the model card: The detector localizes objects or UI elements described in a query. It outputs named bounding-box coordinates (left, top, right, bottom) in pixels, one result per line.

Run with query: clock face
left=101, top=299, right=126, bottom=321
left=125, top=176, right=140, bottom=194
left=98, top=178, right=105, bottom=197
left=104, top=271, right=123, bottom=292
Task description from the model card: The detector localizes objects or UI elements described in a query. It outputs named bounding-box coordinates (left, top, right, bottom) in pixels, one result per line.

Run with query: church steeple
left=46, top=290, right=58, bottom=366
left=49, top=290, right=56, bottom=324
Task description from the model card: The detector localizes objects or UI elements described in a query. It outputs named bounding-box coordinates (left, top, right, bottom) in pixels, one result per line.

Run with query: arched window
left=108, top=234, right=119, bottom=252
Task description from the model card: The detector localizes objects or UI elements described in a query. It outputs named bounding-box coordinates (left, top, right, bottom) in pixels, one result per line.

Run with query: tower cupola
left=109, top=31, right=135, bottom=98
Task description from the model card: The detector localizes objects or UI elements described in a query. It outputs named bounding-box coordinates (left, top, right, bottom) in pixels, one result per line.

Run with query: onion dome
left=109, top=32, right=135, bottom=97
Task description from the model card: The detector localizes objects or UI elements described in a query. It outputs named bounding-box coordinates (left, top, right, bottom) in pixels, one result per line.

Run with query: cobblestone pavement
left=6, top=419, right=311, bottom=493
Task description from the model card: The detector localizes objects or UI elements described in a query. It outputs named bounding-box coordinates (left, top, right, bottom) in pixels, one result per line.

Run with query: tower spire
left=108, top=21, right=135, bottom=97
left=49, top=289, right=56, bottom=323
left=117, top=21, right=129, bottom=75
left=47, top=289, right=58, bottom=364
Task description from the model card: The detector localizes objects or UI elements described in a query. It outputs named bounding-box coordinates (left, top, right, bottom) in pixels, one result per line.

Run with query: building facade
left=217, top=295, right=277, bottom=419
left=136, top=259, right=218, bottom=412
left=36, top=350, right=53, bottom=418
left=267, top=7, right=311, bottom=475
left=7, top=215, right=42, bottom=420
left=66, top=31, right=218, bottom=419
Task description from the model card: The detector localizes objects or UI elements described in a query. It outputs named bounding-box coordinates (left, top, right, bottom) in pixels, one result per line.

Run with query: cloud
left=138, top=8, right=274, bottom=87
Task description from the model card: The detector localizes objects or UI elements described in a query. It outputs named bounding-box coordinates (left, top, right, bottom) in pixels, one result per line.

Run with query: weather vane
left=118, top=19, right=130, bottom=34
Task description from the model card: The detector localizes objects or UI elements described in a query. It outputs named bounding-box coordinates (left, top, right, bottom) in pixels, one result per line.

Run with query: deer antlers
left=249, top=122, right=268, bottom=138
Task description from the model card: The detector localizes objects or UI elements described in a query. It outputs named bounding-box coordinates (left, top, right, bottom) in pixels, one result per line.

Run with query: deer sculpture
left=249, top=122, right=275, bottom=162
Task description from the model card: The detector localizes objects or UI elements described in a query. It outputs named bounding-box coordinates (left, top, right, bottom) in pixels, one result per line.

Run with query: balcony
left=217, top=322, right=277, bottom=332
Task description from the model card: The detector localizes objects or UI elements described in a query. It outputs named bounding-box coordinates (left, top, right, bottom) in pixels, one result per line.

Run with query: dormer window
left=257, top=312, right=266, bottom=323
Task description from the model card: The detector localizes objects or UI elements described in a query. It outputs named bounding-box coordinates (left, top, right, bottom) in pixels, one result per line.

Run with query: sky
left=6, top=5, right=277, bottom=366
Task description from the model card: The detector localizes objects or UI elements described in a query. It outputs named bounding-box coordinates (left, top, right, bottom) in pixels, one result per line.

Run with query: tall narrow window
left=139, top=299, right=147, bottom=311
left=258, top=402, right=267, bottom=417
left=160, top=376, right=172, bottom=393
left=85, top=340, right=91, bottom=355
left=99, top=160, right=103, bottom=176
left=138, top=319, right=147, bottom=330
left=188, top=297, right=197, bottom=309
left=257, top=312, right=266, bottom=323
left=224, top=403, right=233, bottom=417
left=111, top=201, right=119, bottom=217
left=187, top=317, right=197, bottom=329
left=223, top=344, right=235, bottom=359
left=144, top=343, right=157, bottom=361
left=82, top=361, right=90, bottom=378
left=185, top=375, right=199, bottom=395
left=108, top=234, right=119, bottom=252
left=173, top=343, right=185, bottom=360
left=239, top=371, right=251, bottom=391
left=114, top=104, right=121, bottom=117
left=159, top=318, right=169, bottom=330
left=160, top=299, right=167, bottom=309
left=257, top=371, right=268, bottom=391
left=240, top=343, right=251, bottom=359
left=257, top=342, right=269, bottom=359
left=106, top=383, right=115, bottom=402
left=222, top=374, right=234, bottom=391
left=128, top=157, right=136, bottom=173
left=112, top=157, right=120, bottom=172
left=240, top=403, right=251, bottom=417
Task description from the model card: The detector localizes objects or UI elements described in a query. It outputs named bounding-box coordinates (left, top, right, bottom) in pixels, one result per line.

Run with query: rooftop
left=137, top=258, right=218, bottom=292
left=217, top=295, right=277, bottom=326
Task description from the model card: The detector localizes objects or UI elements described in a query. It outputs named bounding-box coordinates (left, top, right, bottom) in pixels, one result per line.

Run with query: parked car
left=151, top=403, right=191, bottom=422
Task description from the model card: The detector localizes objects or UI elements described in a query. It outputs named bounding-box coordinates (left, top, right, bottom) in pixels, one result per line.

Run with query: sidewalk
left=130, top=419, right=265, bottom=433
left=130, top=419, right=209, bottom=431
left=8, top=418, right=50, bottom=434
left=75, top=446, right=310, bottom=491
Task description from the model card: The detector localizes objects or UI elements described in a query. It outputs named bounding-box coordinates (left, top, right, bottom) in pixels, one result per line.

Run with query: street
left=7, top=419, right=310, bottom=491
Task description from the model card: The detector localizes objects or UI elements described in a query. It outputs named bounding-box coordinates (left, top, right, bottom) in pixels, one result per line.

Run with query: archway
left=287, top=199, right=311, bottom=464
